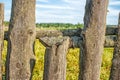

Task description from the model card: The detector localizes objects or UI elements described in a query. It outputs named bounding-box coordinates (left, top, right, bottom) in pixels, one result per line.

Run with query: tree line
left=4, top=21, right=116, bottom=29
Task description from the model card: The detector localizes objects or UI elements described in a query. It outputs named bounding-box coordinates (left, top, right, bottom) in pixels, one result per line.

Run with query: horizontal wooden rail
left=39, top=36, right=115, bottom=48
left=4, top=29, right=82, bottom=40
left=37, top=27, right=117, bottom=36
left=4, top=27, right=117, bottom=39
left=4, top=28, right=117, bottom=48
left=106, top=27, right=118, bottom=35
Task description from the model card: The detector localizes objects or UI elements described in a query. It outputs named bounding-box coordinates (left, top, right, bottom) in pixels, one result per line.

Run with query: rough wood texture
left=79, top=0, right=109, bottom=80
left=110, top=13, right=120, bottom=80
left=6, top=0, right=36, bottom=80
left=4, top=30, right=116, bottom=48
left=4, top=29, right=82, bottom=40
left=4, top=27, right=117, bottom=40
left=39, top=35, right=115, bottom=48
left=39, top=36, right=82, bottom=48
left=0, top=3, right=4, bottom=80
left=42, top=37, right=70, bottom=80
left=36, top=29, right=82, bottom=38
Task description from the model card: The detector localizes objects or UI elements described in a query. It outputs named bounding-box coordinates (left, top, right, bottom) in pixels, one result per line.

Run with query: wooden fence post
left=110, top=13, right=120, bottom=80
left=40, top=37, right=70, bottom=80
left=0, top=3, right=4, bottom=80
left=79, top=0, right=109, bottom=80
left=6, top=0, right=36, bottom=80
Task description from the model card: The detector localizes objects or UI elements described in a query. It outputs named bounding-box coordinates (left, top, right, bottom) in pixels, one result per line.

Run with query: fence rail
left=4, top=27, right=117, bottom=48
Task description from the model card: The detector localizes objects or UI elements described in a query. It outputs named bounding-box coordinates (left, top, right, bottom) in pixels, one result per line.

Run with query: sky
left=0, top=0, right=120, bottom=25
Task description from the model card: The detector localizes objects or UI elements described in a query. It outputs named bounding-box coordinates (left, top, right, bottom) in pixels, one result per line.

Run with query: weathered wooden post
left=6, top=0, right=36, bottom=80
left=0, top=3, right=4, bottom=80
left=110, top=13, right=120, bottom=80
left=79, top=0, right=109, bottom=80
left=40, top=37, right=70, bottom=80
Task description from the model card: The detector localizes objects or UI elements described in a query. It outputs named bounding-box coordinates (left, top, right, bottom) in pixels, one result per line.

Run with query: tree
left=110, top=13, right=120, bottom=80
left=6, top=0, right=36, bottom=80
left=79, top=0, right=109, bottom=80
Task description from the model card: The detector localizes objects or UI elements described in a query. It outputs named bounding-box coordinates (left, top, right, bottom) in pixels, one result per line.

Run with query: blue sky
left=0, top=0, right=120, bottom=25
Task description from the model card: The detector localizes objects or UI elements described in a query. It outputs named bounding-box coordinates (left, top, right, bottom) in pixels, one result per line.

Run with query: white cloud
left=107, top=15, right=118, bottom=25
left=109, top=1, right=120, bottom=6
left=3, top=0, right=120, bottom=24
left=36, top=10, right=81, bottom=18
left=106, top=0, right=120, bottom=25
left=37, top=0, right=48, bottom=3
left=36, top=10, right=82, bottom=24
left=108, top=8, right=119, bottom=16
left=108, top=0, right=120, bottom=16
left=63, top=0, right=86, bottom=6
left=35, top=0, right=86, bottom=24
left=36, top=16, right=81, bottom=24
left=63, top=0, right=81, bottom=4
left=36, top=4, right=75, bottom=10
left=4, top=10, right=11, bottom=21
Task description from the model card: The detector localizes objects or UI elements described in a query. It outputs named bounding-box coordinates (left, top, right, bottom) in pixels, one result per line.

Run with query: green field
left=2, top=23, right=114, bottom=80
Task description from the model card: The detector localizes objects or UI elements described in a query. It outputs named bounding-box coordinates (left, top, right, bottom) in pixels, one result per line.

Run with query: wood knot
left=16, top=62, right=24, bottom=68
left=28, top=29, right=33, bottom=35
left=97, top=1, right=100, bottom=4
left=16, top=63, right=20, bottom=68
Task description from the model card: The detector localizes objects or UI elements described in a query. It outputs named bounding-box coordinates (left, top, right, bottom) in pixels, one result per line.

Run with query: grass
left=101, top=48, right=113, bottom=80
left=2, top=40, right=113, bottom=80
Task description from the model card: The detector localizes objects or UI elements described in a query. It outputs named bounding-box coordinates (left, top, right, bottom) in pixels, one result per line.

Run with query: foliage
left=36, top=23, right=83, bottom=30
left=2, top=40, right=7, bottom=77
left=66, top=48, right=79, bottom=80
left=101, top=48, right=113, bottom=80
left=4, top=21, right=83, bottom=30
left=32, top=39, right=45, bottom=80
left=3, top=21, right=9, bottom=26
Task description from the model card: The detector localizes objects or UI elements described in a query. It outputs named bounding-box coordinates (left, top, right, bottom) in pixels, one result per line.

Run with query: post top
left=0, top=3, right=4, bottom=5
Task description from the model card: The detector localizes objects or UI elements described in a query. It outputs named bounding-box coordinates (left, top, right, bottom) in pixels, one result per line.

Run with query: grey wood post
left=6, top=0, right=36, bottom=80
left=0, top=3, right=4, bottom=80
left=79, top=0, right=109, bottom=80
left=110, top=13, right=120, bottom=80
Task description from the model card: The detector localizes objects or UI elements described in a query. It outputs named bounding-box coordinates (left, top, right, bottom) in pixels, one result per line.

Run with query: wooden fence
left=0, top=0, right=120, bottom=80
